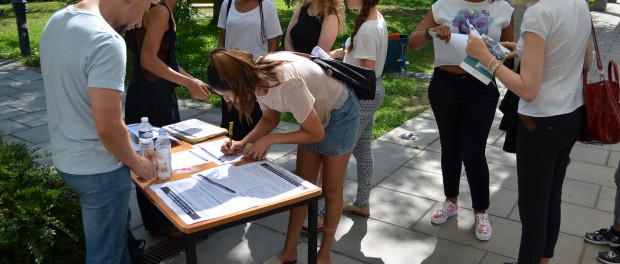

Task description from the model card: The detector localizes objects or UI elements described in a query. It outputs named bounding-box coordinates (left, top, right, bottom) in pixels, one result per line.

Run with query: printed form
left=150, top=161, right=319, bottom=225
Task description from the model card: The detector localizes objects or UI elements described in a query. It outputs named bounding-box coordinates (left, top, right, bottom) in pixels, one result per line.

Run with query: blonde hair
left=207, top=48, right=284, bottom=124
left=298, top=0, right=346, bottom=33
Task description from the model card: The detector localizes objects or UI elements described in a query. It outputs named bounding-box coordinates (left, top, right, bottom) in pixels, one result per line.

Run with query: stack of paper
left=163, top=119, right=227, bottom=144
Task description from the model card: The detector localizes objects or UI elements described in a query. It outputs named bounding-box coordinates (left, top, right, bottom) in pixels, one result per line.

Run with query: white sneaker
left=431, top=201, right=458, bottom=224
left=474, top=212, right=492, bottom=241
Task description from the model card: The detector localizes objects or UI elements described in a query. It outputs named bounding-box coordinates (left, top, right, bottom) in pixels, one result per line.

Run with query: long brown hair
left=347, top=0, right=379, bottom=52
left=207, top=48, right=284, bottom=124
left=298, top=0, right=347, bottom=33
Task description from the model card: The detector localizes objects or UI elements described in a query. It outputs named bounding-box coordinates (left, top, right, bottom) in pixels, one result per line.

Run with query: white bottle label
left=156, top=150, right=172, bottom=179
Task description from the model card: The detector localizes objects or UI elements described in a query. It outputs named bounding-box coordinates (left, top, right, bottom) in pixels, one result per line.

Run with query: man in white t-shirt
left=40, top=0, right=156, bottom=262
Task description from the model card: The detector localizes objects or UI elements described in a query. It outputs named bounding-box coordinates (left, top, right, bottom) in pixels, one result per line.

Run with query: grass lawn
left=0, top=0, right=434, bottom=139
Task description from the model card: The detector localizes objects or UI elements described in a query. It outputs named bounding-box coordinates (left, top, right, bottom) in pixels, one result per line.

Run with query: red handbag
left=580, top=20, right=620, bottom=145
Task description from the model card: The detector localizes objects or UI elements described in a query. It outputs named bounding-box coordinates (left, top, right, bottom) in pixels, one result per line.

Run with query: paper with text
left=151, top=161, right=319, bottom=225
left=193, top=138, right=244, bottom=165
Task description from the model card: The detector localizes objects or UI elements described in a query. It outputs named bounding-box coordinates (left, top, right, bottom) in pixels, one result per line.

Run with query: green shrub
left=0, top=132, right=85, bottom=264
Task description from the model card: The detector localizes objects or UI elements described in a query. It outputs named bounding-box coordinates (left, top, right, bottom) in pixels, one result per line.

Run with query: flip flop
left=342, top=202, right=370, bottom=217
left=301, top=216, right=324, bottom=233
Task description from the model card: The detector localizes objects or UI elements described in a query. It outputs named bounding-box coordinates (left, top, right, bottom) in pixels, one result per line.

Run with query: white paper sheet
left=432, top=32, right=469, bottom=65
left=170, top=149, right=209, bottom=171
left=150, top=161, right=319, bottom=225
left=193, top=138, right=244, bottom=165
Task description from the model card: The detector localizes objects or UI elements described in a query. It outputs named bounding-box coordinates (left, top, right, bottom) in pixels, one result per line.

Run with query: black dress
left=124, top=2, right=179, bottom=233
left=125, top=2, right=180, bottom=128
left=289, top=4, right=324, bottom=54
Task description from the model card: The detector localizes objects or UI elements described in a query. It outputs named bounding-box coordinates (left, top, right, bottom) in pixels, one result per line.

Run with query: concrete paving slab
left=402, top=150, right=443, bottom=175
left=480, top=252, right=515, bottom=264
left=552, top=233, right=586, bottom=264
left=11, top=125, right=49, bottom=145
left=10, top=79, right=43, bottom=91
left=8, top=97, right=46, bottom=113
left=193, top=112, right=223, bottom=125
left=266, top=143, right=297, bottom=161
left=560, top=203, right=613, bottom=237
left=577, top=142, right=620, bottom=153
left=1, top=134, right=32, bottom=146
left=417, top=109, right=435, bottom=121
left=333, top=217, right=486, bottom=264
left=597, top=186, right=615, bottom=213
left=0, top=105, right=27, bottom=120
left=10, top=110, right=47, bottom=127
left=270, top=151, right=298, bottom=173
left=0, top=72, right=18, bottom=79
left=7, top=89, right=46, bottom=101
left=412, top=206, right=521, bottom=259
left=609, top=151, right=620, bottom=168
left=9, top=73, right=43, bottom=82
left=276, top=120, right=299, bottom=133
left=486, top=163, right=519, bottom=191
left=562, top=179, right=600, bottom=208
left=485, top=144, right=517, bottom=168
left=0, top=95, right=21, bottom=106
left=351, top=185, right=436, bottom=229
left=179, top=106, right=206, bottom=120
left=487, top=129, right=505, bottom=146
left=0, top=83, right=21, bottom=96
left=0, top=118, right=29, bottom=134
left=425, top=138, right=441, bottom=152
left=378, top=165, right=444, bottom=202
left=565, top=161, right=617, bottom=188
left=490, top=109, right=504, bottom=131
left=346, top=140, right=422, bottom=185
left=570, top=144, right=611, bottom=166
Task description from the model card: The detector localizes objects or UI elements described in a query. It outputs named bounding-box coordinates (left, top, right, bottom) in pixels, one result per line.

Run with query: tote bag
left=580, top=20, right=620, bottom=145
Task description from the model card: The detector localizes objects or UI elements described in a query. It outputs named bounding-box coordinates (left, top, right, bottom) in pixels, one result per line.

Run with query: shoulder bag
left=580, top=19, right=620, bottom=144
left=311, top=57, right=377, bottom=100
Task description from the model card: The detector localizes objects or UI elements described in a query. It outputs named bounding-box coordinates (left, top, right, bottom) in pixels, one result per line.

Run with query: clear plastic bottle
left=155, top=128, right=172, bottom=180
left=138, top=117, right=155, bottom=159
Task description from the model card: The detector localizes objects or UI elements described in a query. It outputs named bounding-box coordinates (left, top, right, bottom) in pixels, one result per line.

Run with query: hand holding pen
left=227, top=121, right=233, bottom=148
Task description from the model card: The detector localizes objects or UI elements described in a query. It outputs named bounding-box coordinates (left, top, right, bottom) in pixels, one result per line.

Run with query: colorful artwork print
left=452, top=9, right=495, bottom=35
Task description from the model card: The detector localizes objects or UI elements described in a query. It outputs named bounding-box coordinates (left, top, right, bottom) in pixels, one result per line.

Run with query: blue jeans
left=58, top=166, right=131, bottom=264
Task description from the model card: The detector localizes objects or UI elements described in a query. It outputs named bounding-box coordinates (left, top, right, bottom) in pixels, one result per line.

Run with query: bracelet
left=424, top=28, right=433, bottom=40
left=488, top=60, right=502, bottom=76
left=487, top=57, right=496, bottom=71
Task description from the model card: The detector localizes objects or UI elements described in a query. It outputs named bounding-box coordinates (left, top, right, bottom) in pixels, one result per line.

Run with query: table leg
left=184, top=234, right=198, bottom=264
left=308, top=199, right=318, bottom=264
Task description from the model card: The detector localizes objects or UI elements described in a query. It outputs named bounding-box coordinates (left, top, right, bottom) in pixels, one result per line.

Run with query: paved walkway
left=1, top=3, right=620, bottom=264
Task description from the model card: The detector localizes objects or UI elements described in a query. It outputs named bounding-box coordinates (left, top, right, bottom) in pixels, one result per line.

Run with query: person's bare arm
left=359, top=59, right=375, bottom=70
left=467, top=32, right=545, bottom=102
left=140, top=6, right=210, bottom=100
left=243, top=109, right=325, bottom=160
left=584, top=37, right=593, bottom=72
left=267, top=36, right=279, bottom=52
left=218, top=28, right=226, bottom=48
left=284, top=6, right=301, bottom=51
left=316, top=13, right=339, bottom=52
left=89, top=88, right=157, bottom=180
left=409, top=10, right=451, bottom=50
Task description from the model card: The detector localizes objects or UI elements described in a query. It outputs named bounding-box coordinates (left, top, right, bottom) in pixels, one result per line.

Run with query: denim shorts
left=301, top=86, right=360, bottom=156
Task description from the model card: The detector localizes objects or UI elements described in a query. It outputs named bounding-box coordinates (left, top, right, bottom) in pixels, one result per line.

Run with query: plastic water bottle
left=155, top=128, right=172, bottom=180
left=138, top=117, right=155, bottom=158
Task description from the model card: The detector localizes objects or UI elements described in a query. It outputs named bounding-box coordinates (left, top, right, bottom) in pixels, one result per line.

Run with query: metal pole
left=12, top=0, right=31, bottom=57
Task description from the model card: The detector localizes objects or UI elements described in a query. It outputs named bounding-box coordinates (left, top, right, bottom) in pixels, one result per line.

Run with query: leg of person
left=346, top=81, right=385, bottom=216
left=459, top=80, right=498, bottom=240
left=585, top=160, right=620, bottom=246
left=541, top=108, right=584, bottom=262
left=58, top=166, right=132, bottom=264
left=516, top=108, right=583, bottom=263
left=428, top=68, right=463, bottom=224
left=317, top=153, right=352, bottom=263
left=268, top=146, right=322, bottom=264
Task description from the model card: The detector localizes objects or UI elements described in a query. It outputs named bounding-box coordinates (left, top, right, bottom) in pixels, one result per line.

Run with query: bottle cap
left=159, top=128, right=167, bottom=136
left=141, top=117, right=148, bottom=122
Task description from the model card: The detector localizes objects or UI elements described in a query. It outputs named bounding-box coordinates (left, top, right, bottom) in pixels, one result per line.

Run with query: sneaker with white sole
left=474, top=212, right=492, bottom=241
left=598, top=247, right=620, bottom=264
left=431, top=201, right=458, bottom=224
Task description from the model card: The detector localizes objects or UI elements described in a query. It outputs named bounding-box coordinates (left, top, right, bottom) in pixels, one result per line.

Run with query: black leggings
left=428, top=68, right=499, bottom=211
left=516, top=106, right=584, bottom=263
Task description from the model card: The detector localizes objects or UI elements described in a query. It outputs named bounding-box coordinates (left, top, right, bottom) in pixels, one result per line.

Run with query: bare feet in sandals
left=342, top=202, right=370, bottom=217
left=301, top=216, right=324, bottom=233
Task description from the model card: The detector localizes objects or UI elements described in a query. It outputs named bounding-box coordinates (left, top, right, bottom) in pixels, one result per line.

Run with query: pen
left=227, top=121, right=234, bottom=148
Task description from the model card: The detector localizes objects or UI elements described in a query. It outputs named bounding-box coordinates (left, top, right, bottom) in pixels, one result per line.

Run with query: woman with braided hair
left=326, top=0, right=387, bottom=218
